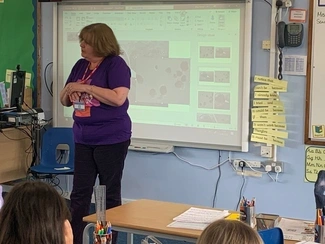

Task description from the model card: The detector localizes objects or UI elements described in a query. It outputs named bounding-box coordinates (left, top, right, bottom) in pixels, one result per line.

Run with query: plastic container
left=256, top=213, right=280, bottom=231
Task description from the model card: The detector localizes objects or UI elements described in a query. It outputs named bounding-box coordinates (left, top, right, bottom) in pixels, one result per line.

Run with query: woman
left=197, top=219, right=264, bottom=244
left=59, top=23, right=131, bottom=244
left=0, top=181, right=73, bottom=244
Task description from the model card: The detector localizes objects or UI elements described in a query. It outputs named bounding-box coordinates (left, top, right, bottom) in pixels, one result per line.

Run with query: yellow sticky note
left=5, top=69, right=31, bottom=87
left=253, top=122, right=287, bottom=130
left=5, top=69, right=15, bottom=82
left=254, top=75, right=288, bottom=89
left=251, top=107, right=285, bottom=114
left=253, top=128, right=288, bottom=139
left=25, top=72, right=31, bottom=87
left=251, top=133, right=285, bottom=147
left=252, top=114, right=286, bottom=123
left=305, top=146, right=325, bottom=182
left=312, top=125, right=325, bottom=138
left=251, top=112, right=286, bottom=119
left=253, top=99, right=284, bottom=108
left=254, top=84, right=287, bottom=92
left=254, top=92, right=279, bottom=99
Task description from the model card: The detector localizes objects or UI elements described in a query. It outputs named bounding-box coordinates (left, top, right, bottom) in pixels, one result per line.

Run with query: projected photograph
left=199, top=46, right=215, bottom=59
left=214, top=92, right=230, bottom=110
left=198, top=91, right=230, bottom=110
left=199, top=70, right=230, bottom=83
left=120, top=41, right=190, bottom=106
left=197, top=113, right=231, bottom=124
left=215, top=47, right=231, bottom=58
left=214, top=70, right=230, bottom=83
left=198, top=91, right=213, bottom=109
left=199, top=71, right=214, bottom=82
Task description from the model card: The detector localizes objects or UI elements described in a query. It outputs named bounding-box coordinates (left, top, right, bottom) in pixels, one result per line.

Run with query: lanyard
left=81, top=60, right=102, bottom=83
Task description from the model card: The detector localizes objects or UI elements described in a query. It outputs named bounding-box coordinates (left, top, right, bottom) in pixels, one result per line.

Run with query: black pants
left=70, top=140, right=130, bottom=244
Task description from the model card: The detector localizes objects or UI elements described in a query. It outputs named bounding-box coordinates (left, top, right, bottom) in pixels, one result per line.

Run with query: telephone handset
left=277, top=21, right=304, bottom=48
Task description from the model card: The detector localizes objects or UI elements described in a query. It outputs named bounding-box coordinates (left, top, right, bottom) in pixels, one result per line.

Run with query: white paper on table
left=295, top=242, right=318, bottom=244
left=172, top=207, right=230, bottom=223
left=276, top=218, right=314, bottom=241
left=167, top=221, right=209, bottom=230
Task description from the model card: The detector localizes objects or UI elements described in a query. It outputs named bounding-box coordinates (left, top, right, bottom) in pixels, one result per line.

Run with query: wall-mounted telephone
left=277, top=21, right=304, bottom=48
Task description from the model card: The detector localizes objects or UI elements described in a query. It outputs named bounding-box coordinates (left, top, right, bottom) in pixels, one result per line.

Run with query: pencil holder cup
left=255, top=213, right=280, bottom=231
left=315, top=225, right=325, bottom=243
left=240, top=206, right=256, bottom=228
left=93, top=232, right=112, bottom=244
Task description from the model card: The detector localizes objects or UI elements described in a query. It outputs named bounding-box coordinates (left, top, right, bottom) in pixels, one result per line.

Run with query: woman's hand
left=69, top=92, right=81, bottom=102
left=66, top=82, right=88, bottom=94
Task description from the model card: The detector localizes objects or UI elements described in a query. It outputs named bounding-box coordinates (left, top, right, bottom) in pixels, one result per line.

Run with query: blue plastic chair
left=258, top=227, right=284, bottom=244
left=29, top=127, right=74, bottom=177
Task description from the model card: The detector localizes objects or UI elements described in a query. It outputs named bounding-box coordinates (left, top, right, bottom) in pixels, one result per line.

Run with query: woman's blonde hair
left=197, top=219, right=263, bottom=244
left=79, top=23, right=120, bottom=57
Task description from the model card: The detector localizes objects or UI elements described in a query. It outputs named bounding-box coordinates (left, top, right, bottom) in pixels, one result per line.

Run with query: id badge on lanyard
left=73, top=61, right=101, bottom=111
left=74, top=101, right=85, bottom=111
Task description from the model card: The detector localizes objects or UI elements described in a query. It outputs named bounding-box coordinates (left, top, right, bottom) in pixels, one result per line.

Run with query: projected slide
left=120, top=40, right=190, bottom=106
left=56, top=2, right=250, bottom=149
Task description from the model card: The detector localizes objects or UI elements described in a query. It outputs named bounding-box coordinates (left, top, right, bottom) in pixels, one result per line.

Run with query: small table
left=82, top=199, right=296, bottom=244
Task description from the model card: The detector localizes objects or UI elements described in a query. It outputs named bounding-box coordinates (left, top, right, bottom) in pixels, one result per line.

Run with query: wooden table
left=83, top=199, right=297, bottom=244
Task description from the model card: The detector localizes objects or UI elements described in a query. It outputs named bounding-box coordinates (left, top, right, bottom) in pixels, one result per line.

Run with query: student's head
left=197, top=219, right=263, bottom=244
left=0, top=181, right=72, bottom=244
left=79, top=23, right=121, bottom=59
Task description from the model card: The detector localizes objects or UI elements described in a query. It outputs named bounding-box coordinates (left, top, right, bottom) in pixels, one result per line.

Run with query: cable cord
left=262, top=0, right=272, bottom=7
left=212, top=150, right=222, bottom=207
left=172, top=151, right=229, bottom=170
left=274, top=3, right=283, bottom=80
left=278, top=48, right=283, bottom=80
left=44, top=62, right=53, bottom=96
left=235, top=171, right=246, bottom=211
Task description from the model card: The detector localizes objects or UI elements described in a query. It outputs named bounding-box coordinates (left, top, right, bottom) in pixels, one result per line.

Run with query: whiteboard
left=305, top=0, right=325, bottom=145
left=52, top=0, right=253, bottom=151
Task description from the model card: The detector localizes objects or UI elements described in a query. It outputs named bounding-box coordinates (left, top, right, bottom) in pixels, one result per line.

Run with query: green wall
left=0, top=0, right=36, bottom=89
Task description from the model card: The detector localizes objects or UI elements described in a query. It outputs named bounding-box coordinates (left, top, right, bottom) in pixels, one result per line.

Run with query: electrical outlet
left=233, top=159, right=261, bottom=169
left=246, top=160, right=261, bottom=168
left=262, top=40, right=271, bottom=50
left=262, top=160, right=284, bottom=173
left=261, top=146, right=273, bottom=158
left=232, top=160, right=239, bottom=169
left=282, top=0, right=292, bottom=8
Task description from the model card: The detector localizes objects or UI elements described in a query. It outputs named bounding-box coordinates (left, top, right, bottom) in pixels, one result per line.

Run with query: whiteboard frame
left=53, top=3, right=59, bottom=128
left=52, top=0, right=253, bottom=152
left=305, top=0, right=325, bottom=146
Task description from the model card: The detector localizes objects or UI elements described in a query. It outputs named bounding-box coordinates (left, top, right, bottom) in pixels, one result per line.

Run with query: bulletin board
left=305, top=0, right=325, bottom=145
left=0, top=0, right=37, bottom=101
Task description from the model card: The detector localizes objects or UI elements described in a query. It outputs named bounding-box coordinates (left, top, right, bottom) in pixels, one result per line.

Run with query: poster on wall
left=305, top=146, right=325, bottom=182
